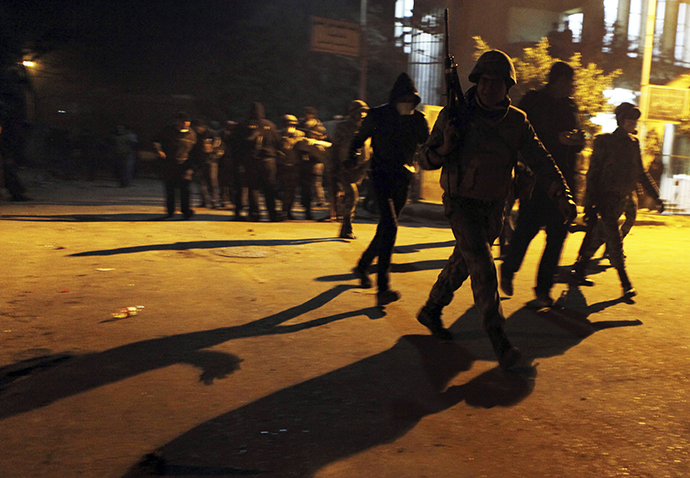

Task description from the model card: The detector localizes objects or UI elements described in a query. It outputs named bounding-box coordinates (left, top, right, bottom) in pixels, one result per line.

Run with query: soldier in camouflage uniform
left=571, top=103, right=664, bottom=298
left=277, top=114, right=308, bottom=220
left=331, top=100, right=369, bottom=239
left=417, top=50, right=576, bottom=369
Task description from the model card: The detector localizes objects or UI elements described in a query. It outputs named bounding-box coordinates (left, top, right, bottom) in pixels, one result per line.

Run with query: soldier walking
left=571, top=102, right=664, bottom=298
left=416, top=51, right=576, bottom=369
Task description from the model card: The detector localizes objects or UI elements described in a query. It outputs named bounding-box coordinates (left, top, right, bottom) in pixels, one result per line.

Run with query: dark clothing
left=351, top=72, right=430, bottom=291
left=517, top=87, right=582, bottom=188
left=235, top=103, right=281, bottom=221
left=502, top=187, right=569, bottom=296
left=155, top=125, right=197, bottom=217
left=332, top=117, right=368, bottom=236
left=574, top=127, right=660, bottom=286
left=427, top=196, right=505, bottom=327
left=502, top=86, right=583, bottom=297
left=419, top=86, right=571, bottom=327
left=357, top=174, right=411, bottom=291
left=278, top=127, right=309, bottom=218
left=584, top=127, right=659, bottom=206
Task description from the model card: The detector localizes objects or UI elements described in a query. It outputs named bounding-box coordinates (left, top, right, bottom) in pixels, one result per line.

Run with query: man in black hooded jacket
left=348, top=72, right=430, bottom=306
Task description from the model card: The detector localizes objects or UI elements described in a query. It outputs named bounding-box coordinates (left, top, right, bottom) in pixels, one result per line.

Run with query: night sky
left=2, top=0, right=402, bottom=134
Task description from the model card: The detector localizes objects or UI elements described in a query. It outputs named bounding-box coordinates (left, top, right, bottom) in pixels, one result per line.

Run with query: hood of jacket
left=388, top=72, right=422, bottom=107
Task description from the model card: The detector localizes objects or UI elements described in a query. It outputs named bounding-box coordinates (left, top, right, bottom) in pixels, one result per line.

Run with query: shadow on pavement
left=68, top=237, right=347, bottom=257
left=119, top=286, right=642, bottom=477
left=0, top=284, right=381, bottom=419
left=448, top=284, right=642, bottom=365
left=121, top=334, right=532, bottom=478
left=0, top=212, right=286, bottom=223
left=315, top=258, right=449, bottom=283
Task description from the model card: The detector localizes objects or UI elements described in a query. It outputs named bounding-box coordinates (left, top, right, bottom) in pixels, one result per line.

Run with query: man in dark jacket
left=500, top=61, right=585, bottom=308
left=154, top=111, right=198, bottom=219
left=416, top=50, right=576, bottom=369
left=235, top=102, right=281, bottom=222
left=349, top=72, right=430, bottom=306
left=571, top=102, right=664, bottom=298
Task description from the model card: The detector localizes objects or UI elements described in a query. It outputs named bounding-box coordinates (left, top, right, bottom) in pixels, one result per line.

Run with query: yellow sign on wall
left=310, top=16, right=360, bottom=57
left=647, top=85, right=690, bottom=122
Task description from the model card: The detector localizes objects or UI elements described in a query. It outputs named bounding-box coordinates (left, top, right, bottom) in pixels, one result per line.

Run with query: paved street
left=1, top=172, right=689, bottom=478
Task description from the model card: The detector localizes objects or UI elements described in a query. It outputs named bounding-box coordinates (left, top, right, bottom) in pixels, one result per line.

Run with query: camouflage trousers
left=576, top=191, right=629, bottom=271
left=425, top=195, right=506, bottom=329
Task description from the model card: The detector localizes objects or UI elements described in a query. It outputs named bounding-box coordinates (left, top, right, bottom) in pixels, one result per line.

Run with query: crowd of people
left=152, top=101, right=379, bottom=236
left=2, top=50, right=666, bottom=372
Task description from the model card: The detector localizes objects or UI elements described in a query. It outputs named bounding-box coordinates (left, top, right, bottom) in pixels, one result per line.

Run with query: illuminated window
left=676, top=3, right=687, bottom=64
left=603, top=0, right=619, bottom=52
left=566, top=13, right=583, bottom=43
left=628, top=0, right=642, bottom=57
left=653, top=0, right=666, bottom=57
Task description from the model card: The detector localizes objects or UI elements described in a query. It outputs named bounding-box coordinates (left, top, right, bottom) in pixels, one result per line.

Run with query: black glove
left=558, top=194, right=578, bottom=225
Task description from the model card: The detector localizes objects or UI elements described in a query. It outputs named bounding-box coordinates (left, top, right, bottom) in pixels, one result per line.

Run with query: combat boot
left=376, top=289, right=401, bottom=307
left=417, top=305, right=453, bottom=340
left=485, top=324, right=521, bottom=369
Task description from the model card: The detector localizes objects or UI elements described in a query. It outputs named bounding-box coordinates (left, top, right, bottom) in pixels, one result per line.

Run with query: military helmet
left=468, top=50, right=517, bottom=88
left=282, top=114, right=299, bottom=126
left=348, top=100, right=369, bottom=115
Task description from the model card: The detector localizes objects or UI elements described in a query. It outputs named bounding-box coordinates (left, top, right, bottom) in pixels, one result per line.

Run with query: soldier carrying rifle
left=415, top=10, right=577, bottom=369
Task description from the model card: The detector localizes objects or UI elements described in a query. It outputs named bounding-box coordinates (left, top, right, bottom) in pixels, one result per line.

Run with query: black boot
left=339, top=217, right=355, bottom=239
left=417, top=305, right=453, bottom=340
left=485, top=324, right=521, bottom=369
left=616, top=267, right=637, bottom=298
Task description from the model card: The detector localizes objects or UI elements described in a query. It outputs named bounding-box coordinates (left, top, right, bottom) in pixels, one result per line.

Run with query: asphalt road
left=1, top=173, right=689, bottom=478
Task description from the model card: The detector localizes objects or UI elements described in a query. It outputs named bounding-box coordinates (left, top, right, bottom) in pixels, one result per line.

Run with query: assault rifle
left=444, top=8, right=465, bottom=123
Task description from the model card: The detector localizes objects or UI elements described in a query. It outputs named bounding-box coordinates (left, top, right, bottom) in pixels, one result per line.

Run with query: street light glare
left=23, top=60, right=36, bottom=67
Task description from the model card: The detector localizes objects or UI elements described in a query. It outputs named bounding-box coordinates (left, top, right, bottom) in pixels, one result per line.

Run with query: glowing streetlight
left=22, top=60, right=36, bottom=68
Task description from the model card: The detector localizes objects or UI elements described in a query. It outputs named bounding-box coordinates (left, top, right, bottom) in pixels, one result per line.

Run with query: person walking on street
left=332, top=100, right=369, bottom=239
left=500, top=61, right=585, bottom=308
left=570, top=102, right=664, bottom=298
left=349, top=73, right=430, bottom=306
left=416, top=50, right=576, bottom=369
left=153, top=111, right=198, bottom=219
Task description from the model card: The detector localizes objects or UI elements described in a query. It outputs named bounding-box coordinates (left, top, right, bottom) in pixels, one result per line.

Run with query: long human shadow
left=0, top=284, right=382, bottom=419
left=393, top=239, right=455, bottom=254
left=0, top=212, right=238, bottom=223
left=448, top=284, right=642, bottom=364
left=315, top=259, right=449, bottom=283
left=68, top=237, right=347, bottom=257
left=122, top=333, right=534, bottom=478
left=118, top=287, right=642, bottom=477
